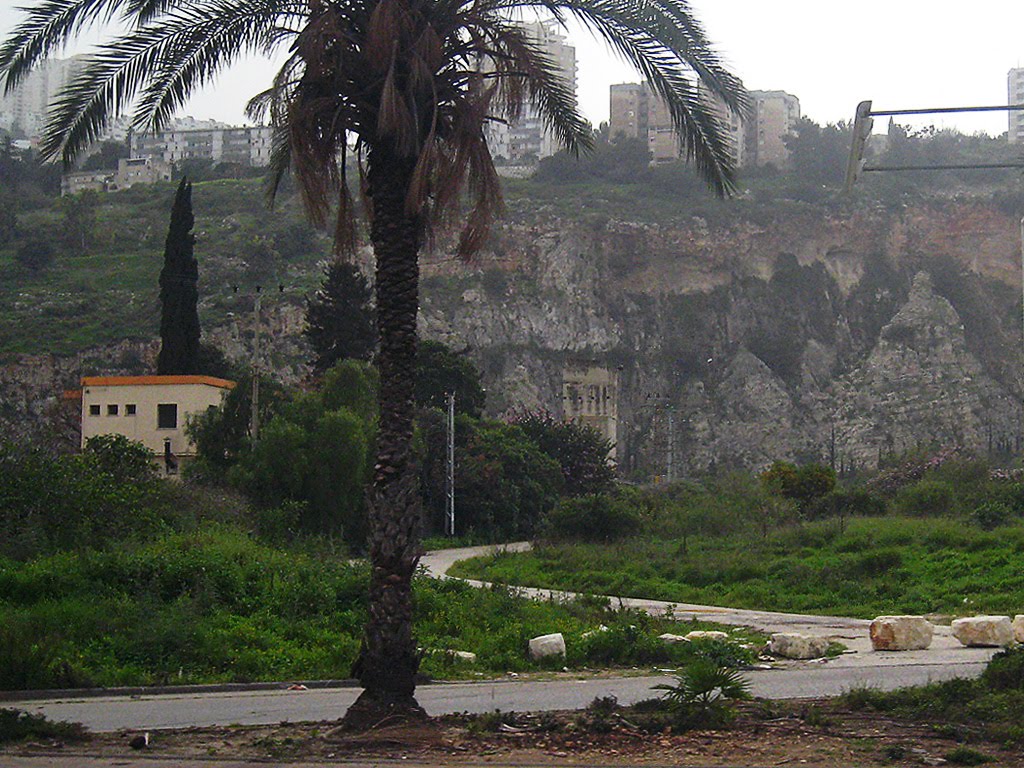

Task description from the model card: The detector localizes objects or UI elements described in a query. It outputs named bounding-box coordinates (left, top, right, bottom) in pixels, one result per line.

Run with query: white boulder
left=450, top=650, right=477, bottom=663
left=581, top=625, right=609, bottom=640
left=685, top=630, right=730, bottom=642
left=529, top=633, right=566, bottom=660
left=769, top=632, right=830, bottom=660
left=869, top=616, right=934, bottom=651
left=658, top=633, right=688, bottom=644
left=951, top=616, right=1014, bottom=647
left=1013, top=615, right=1024, bottom=644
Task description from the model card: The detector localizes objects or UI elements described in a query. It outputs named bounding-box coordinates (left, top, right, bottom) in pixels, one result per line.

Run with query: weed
left=944, top=746, right=992, bottom=765
left=652, top=659, right=751, bottom=728
left=0, top=709, right=89, bottom=745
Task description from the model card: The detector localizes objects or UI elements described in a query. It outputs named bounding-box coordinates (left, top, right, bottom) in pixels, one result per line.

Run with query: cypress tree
left=304, top=260, right=376, bottom=374
left=157, top=177, right=200, bottom=375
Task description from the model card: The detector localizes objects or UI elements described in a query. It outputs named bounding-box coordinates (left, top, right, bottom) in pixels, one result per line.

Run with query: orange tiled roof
left=81, top=375, right=236, bottom=389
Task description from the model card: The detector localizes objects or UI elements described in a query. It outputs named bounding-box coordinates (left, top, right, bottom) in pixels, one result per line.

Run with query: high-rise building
left=609, top=82, right=798, bottom=168
left=1008, top=68, right=1024, bottom=143
left=0, top=55, right=89, bottom=139
left=744, top=90, right=800, bottom=167
left=485, top=20, right=577, bottom=165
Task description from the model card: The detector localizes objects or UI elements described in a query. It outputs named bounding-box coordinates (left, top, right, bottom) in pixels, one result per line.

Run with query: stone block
left=529, top=632, right=566, bottom=660
left=951, top=616, right=1014, bottom=647
left=869, top=615, right=934, bottom=651
left=658, top=633, right=688, bottom=644
left=769, top=632, right=830, bottom=660
left=1013, top=615, right=1024, bottom=644
left=685, top=630, right=730, bottom=642
left=450, top=650, right=477, bottom=663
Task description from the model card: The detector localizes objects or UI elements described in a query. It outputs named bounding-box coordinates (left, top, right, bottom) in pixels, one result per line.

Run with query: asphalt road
left=13, top=658, right=989, bottom=733
left=7, top=543, right=1001, bottom=733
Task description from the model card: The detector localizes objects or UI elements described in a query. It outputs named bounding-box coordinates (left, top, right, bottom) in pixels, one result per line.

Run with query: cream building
left=62, top=156, right=172, bottom=196
left=80, top=375, right=235, bottom=475
left=562, top=364, right=619, bottom=464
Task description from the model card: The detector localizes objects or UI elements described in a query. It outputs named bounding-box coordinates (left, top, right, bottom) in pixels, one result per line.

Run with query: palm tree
left=2, top=0, right=746, bottom=723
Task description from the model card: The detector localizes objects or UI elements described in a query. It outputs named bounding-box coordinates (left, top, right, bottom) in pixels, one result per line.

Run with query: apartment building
left=0, top=55, right=88, bottom=138
left=744, top=90, right=801, bottom=167
left=1009, top=68, right=1024, bottom=143
left=131, top=125, right=273, bottom=167
left=609, top=83, right=798, bottom=168
left=485, top=20, right=577, bottom=165
left=62, top=156, right=173, bottom=196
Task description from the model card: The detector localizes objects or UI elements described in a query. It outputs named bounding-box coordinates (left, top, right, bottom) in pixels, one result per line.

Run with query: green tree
left=2, top=0, right=745, bottom=721
left=0, top=188, right=16, bottom=244
left=304, top=261, right=377, bottom=374
left=14, top=237, right=54, bottom=273
left=415, top=340, right=486, bottom=418
left=157, top=178, right=201, bottom=375
left=510, top=411, right=615, bottom=496
left=59, top=189, right=98, bottom=255
left=80, top=139, right=128, bottom=171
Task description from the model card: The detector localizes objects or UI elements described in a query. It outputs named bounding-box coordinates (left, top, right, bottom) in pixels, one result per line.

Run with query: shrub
left=84, top=434, right=155, bottom=482
left=652, top=659, right=751, bottom=728
left=545, top=493, right=640, bottom=542
left=971, top=501, right=1010, bottom=531
left=982, top=647, right=1024, bottom=691
left=0, top=709, right=89, bottom=745
left=509, top=411, right=615, bottom=497
left=893, top=480, right=955, bottom=517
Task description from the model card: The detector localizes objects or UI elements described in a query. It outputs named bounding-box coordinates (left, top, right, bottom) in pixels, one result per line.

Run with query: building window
left=126, top=404, right=137, bottom=416
left=89, top=404, right=100, bottom=416
left=157, top=403, right=178, bottom=429
left=107, top=404, right=119, bottom=416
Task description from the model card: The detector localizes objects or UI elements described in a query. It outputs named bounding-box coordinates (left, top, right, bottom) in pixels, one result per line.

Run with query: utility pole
left=250, top=286, right=262, bottom=442
left=666, top=407, right=675, bottom=483
left=445, top=392, right=456, bottom=537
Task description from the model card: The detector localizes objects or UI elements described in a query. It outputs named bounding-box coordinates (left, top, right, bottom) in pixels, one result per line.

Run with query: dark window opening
left=157, top=403, right=178, bottom=429
left=107, top=404, right=119, bottom=416
left=89, top=404, right=100, bottom=416
left=126, top=404, right=137, bottom=416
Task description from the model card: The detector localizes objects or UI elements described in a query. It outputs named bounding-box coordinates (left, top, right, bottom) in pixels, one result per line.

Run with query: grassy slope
left=452, top=516, right=1024, bottom=618
left=0, top=179, right=328, bottom=359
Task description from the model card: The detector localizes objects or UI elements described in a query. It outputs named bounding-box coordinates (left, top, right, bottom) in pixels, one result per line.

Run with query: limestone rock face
left=769, top=633, right=830, bottom=660
left=529, top=633, right=566, bottom=659
left=869, top=615, right=934, bottom=651
left=1013, top=615, right=1024, bottom=644
left=951, top=616, right=1014, bottom=647
left=685, top=630, right=730, bottom=642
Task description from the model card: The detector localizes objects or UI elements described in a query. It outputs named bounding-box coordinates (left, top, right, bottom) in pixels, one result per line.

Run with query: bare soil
left=6, top=699, right=1023, bottom=767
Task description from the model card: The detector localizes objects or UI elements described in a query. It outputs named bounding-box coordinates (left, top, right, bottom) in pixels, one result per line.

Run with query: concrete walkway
left=421, top=543, right=999, bottom=668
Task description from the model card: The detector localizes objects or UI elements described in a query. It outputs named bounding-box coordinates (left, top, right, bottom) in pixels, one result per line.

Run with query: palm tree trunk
left=345, top=147, right=426, bottom=725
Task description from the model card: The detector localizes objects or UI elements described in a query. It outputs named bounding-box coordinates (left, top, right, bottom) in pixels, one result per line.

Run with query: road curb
left=0, top=679, right=359, bottom=703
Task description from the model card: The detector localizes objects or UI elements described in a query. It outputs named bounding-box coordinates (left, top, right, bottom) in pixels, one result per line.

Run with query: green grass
left=0, top=524, right=760, bottom=690
left=451, top=516, right=1024, bottom=617
left=842, top=647, right=1024, bottom=749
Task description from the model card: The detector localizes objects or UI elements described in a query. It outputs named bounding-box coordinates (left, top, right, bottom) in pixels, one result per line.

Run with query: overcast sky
left=1, top=1, right=1022, bottom=136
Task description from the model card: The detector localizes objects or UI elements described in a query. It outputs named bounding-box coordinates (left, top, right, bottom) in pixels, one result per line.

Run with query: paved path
left=7, top=543, right=999, bottom=733
left=422, top=543, right=998, bottom=664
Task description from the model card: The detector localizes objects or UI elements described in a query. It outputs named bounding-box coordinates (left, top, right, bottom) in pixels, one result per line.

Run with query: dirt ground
left=6, top=699, right=1023, bottom=767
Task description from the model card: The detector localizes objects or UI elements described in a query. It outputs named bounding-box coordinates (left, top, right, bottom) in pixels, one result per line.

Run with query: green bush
left=893, top=480, right=955, bottom=517
left=971, top=501, right=1011, bottom=531
left=545, top=493, right=640, bottom=542
left=982, top=647, right=1024, bottom=691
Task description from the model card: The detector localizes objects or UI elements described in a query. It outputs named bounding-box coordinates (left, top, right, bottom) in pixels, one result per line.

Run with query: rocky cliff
left=4, top=194, right=1022, bottom=475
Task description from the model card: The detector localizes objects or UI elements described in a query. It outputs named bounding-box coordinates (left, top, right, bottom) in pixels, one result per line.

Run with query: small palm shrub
left=652, top=658, right=752, bottom=728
